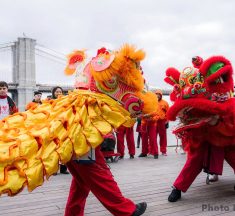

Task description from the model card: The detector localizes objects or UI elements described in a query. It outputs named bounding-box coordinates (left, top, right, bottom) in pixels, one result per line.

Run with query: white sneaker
left=209, top=174, right=219, bottom=182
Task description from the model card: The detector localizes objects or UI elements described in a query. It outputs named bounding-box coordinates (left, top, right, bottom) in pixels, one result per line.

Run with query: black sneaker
left=168, top=188, right=181, bottom=202
left=132, top=202, right=147, bottom=216
left=119, top=156, right=124, bottom=160
left=138, top=153, right=147, bottom=157
left=60, top=165, right=69, bottom=174
left=130, top=155, right=134, bottom=159
left=154, top=154, right=158, bottom=159
left=60, top=171, right=70, bottom=174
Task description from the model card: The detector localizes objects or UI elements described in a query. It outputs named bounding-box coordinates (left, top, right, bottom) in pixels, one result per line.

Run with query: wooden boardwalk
left=0, top=147, right=234, bottom=216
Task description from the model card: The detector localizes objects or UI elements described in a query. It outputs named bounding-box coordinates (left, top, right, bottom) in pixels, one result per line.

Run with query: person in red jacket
left=116, top=126, right=136, bottom=159
left=0, top=81, right=18, bottom=120
left=155, top=90, right=169, bottom=156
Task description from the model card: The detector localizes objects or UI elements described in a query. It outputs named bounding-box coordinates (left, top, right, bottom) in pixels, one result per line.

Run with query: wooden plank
left=0, top=147, right=234, bottom=216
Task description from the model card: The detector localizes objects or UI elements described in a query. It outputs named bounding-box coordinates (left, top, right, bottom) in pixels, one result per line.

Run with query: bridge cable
left=35, top=52, right=66, bottom=65
left=36, top=43, right=66, bottom=57
left=35, top=48, right=66, bottom=62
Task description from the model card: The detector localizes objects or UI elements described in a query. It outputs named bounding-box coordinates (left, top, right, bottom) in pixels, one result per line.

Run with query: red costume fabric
left=156, top=119, right=167, bottom=154
left=65, top=147, right=136, bottom=216
left=116, top=126, right=135, bottom=157
left=165, top=55, right=235, bottom=194
left=174, top=144, right=235, bottom=192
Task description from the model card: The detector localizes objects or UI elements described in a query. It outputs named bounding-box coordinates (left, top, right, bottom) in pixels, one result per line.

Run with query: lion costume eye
left=195, top=73, right=204, bottom=83
left=188, top=76, right=195, bottom=85
left=179, top=79, right=186, bottom=87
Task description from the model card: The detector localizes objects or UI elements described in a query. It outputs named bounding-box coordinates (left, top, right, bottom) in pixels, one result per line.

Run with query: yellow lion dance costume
left=0, top=44, right=162, bottom=196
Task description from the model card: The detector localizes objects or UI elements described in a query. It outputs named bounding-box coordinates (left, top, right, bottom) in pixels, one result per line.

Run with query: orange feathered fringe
left=90, top=44, right=145, bottom=91
left=113, top=44, right=145, bottom=91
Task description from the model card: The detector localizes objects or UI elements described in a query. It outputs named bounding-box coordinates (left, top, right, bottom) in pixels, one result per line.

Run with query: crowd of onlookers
left=0, top=81, right=69, bottom=175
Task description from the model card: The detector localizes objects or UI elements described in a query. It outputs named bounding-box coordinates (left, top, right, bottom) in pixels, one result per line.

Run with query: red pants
left=116, top=126, right=135, bottom=156
left=156, top=120, right=167, bottom=154
left=141, top=122, right=158, bottom=155
left=173, top=144, right=235, bottom=192
left=203, top=145, right=224, bottom=175
left=65, top=147, right=136, bottom=216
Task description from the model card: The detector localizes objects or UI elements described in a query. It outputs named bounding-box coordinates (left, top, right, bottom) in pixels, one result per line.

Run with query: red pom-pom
left=192, top=56, right=203, bottom=68
left=69, top=55, right=84, bottom=64
left=97, top=47, right=109, bottom=55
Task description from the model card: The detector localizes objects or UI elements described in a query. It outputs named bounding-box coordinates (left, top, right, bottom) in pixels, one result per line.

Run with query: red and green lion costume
left=166, top=55, right=235, bottom=202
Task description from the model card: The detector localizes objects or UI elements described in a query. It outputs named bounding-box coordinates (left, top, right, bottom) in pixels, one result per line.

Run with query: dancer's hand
left=208, top=115, right=220, bottom=126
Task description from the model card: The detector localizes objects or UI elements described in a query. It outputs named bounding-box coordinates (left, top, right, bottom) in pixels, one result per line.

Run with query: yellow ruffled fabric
left=0, top=90, right=134, bottom=196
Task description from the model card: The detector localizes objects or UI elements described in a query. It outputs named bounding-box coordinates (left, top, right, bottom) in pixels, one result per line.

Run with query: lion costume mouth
left=173, top=106, right=216, bottom=134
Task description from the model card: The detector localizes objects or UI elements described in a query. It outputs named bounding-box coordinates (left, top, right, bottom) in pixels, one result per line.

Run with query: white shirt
left=0, top=98, right=10, bottom=120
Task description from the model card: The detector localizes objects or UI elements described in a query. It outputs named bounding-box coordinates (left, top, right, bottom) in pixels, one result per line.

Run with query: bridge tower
left=12, top=37, right=36, bottom=111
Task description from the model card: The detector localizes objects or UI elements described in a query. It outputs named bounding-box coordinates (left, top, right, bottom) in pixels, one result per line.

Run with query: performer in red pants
left=139, top=115, right=159, bottom=159
left=165, top=55, right=235, bottom=202
left=169, top=144, right=235, bottom=200
left=65, top=146, right=147, bottom=216
left=156, top=119, right=168, bottom=155
left=155, top=90, right=169, bottom=156
left=116, top=126, right=136, bottom=159
left=64, top=45, right=149, bottom=214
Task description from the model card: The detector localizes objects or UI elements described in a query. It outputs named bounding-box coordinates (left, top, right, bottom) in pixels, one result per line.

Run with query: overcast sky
left=0, top=0, right=235, bottom=89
